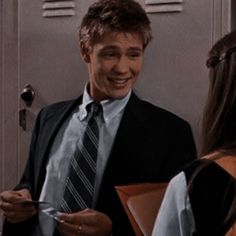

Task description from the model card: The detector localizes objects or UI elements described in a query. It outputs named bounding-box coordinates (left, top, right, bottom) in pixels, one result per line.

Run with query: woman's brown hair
left=201, top=30, right=236, bottom=157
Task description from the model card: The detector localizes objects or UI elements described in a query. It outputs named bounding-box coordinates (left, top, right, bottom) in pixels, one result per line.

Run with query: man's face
left=82, top=32, right=144, bottom=101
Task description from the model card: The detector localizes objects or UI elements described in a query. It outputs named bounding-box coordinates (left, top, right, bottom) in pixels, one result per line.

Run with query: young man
left=0, top=0, right=196, bottom=235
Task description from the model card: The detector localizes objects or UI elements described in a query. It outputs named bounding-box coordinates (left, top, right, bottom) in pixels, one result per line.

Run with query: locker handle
left=21, top=84, right=35, bottom=107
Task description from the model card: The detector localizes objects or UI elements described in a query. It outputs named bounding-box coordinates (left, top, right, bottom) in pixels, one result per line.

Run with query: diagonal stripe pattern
left=61, top=102, right=102, bottom=213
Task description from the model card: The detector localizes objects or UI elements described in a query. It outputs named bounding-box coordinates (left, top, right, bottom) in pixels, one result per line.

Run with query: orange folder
left=115, top=183, right=168, bottom=236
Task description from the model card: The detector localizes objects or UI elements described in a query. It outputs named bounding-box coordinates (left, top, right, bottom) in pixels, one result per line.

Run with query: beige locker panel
left=135, top=0, right=231, bottom=150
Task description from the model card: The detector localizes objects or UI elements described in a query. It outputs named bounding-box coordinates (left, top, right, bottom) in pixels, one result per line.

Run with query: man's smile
left=107, top=76, right=132, bottom=85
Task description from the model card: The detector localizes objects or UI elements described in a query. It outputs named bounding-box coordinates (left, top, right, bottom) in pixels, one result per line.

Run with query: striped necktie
left=60, top=102, right=102, bottom=212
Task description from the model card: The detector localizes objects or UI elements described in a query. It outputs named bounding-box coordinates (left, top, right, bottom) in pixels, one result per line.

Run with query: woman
left=152, top=30, right=236, bottom=236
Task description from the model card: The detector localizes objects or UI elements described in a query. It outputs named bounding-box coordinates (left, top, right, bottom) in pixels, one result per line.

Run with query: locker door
left=135, top=0, right=232, bottom=150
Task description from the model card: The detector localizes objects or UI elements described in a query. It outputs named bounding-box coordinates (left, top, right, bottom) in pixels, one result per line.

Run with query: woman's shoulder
left=214, top=155, right=236, bottom=180
left=182, top=153, right=236, bottom=183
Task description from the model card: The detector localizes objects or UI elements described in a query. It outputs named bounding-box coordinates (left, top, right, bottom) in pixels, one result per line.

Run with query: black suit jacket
left=3, top=92, right=196, bottom=236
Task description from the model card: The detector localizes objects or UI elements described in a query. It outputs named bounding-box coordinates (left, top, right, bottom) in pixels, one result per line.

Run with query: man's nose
left=113, top=56, right=129, bottom=74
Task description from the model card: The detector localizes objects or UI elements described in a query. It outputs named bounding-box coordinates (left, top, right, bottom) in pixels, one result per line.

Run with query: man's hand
left=57, top=208, right=112, bottom=236
left=0, top=189, right=37, bottom=223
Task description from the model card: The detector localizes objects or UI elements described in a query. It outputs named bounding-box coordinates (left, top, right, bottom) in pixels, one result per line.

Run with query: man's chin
left=108, top=91, right=130, bottom=100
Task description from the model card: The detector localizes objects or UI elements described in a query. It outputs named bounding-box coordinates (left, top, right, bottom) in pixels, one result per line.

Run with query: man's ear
left=80, top=42, right=91, bottom=63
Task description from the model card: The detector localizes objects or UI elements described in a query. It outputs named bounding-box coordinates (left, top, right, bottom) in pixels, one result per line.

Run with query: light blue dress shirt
left=38, top=85, right=131, bottom=236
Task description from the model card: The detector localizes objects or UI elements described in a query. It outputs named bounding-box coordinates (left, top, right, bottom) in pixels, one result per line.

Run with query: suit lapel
left=111, top=92, right=148, bottom=157
left=101, top=93, right=148, bottom=183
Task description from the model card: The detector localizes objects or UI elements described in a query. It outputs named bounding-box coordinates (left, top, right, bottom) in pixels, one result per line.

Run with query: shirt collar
left=78, top=84, right=131, bottom=123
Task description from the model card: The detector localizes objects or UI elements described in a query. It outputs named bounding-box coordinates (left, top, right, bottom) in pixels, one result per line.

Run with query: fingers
left=3, top=210, right=36, bottom=224
left=56, top=209, right=112, bottom=236
left=0, top=189, right=36, bottom=213
left=58, top=221, right=94, bottom=236
left=56, top=210, right=93, bottom=236
left=0, top=189, right=37, bottom=224
left=0, top=190, right=22, bottom=203
left=17, top=189, right=33, bottom=199
left=0, top=189, right=32, bottom=203
left=0, top=201, right=36, bottom=213
left=58, top=220, right=84, bottom=236
left=58, top=209, right=92, bottom=224
left=1, top=203, right=37, bottom=224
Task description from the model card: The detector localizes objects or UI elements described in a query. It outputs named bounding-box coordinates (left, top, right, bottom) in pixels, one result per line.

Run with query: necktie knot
left=87, top=102, right=102, bottom=118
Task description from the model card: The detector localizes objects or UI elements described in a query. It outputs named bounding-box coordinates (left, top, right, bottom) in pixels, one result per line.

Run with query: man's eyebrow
left=100, top=45, right=119, bottom=50
left=128, top=47, right=143, bottom=51
left=100, top=46, right=143, bottom=51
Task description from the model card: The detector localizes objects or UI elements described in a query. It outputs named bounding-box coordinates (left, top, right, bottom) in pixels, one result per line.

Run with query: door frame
left=0, top=0, right=19, bottom=192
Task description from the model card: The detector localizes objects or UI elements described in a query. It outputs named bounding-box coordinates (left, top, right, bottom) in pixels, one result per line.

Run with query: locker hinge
left=19, top=108, right=27, bottom=131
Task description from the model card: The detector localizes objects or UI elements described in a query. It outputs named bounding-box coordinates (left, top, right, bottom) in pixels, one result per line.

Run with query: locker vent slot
left=145, top=0, right=183, bottom=13
left=42, top=0, right=75, bottom=18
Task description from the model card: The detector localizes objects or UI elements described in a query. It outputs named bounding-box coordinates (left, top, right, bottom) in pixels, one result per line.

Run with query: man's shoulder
left=43, top=99, right=76, bottom=111
left=138, top=98, right=190, bottom=127
left=38, top=97, right=81, bottom=119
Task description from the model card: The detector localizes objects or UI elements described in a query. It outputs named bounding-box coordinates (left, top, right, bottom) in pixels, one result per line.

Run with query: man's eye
left=128, top=52, right=142, bottom=59
left=102, top=52, right=117, bottom=58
